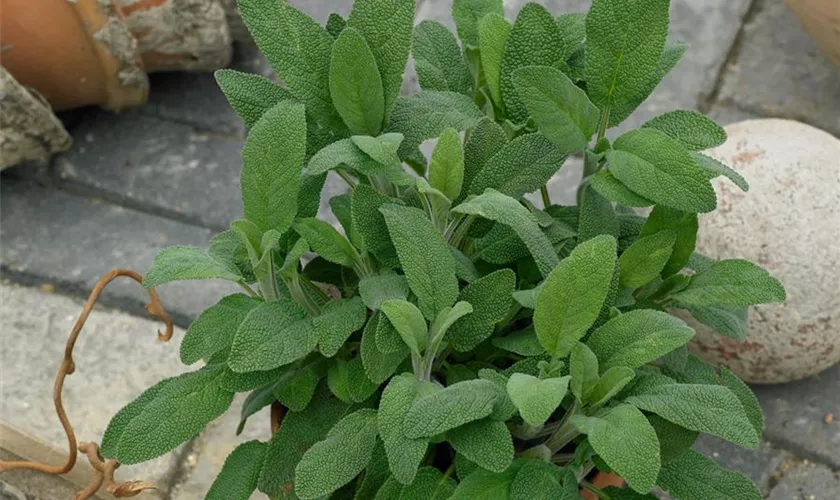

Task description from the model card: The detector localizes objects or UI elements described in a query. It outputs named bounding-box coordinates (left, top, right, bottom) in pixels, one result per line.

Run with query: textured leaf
left=359, top=273, right=410, bottom=310
left=403, top=379, right=499, bottom=438
left=295, top=409, right=380, bottom=499
left=506, top=374, right=570, bottom=426
left=218, top=364, right=288, bottom=393
left=206, top=441, right=267, bottom=500
left=347, top=0, right=415, bottom=123
left=639, top=206, right=698, bottom=277
left=330, top=28, right=385, bottom=136
left=431, top=301, right=474, bottom=348
left=625, top=383, right=760, bottom=448
left=608, top=129, right=717, bottom=213
left=578, top=183, right=619, bottom=243
left=588, top=366, right=635, bottom=407
left=571, top=404, right=660, bottom=493
left=501, top=3, right=565, bottom=122
left=378, top=374, right=428, bottom=485
left=241, top=100, right=307, bottom=233
left=534, top=235, right=617, bottom=357
left=673, top=259, right=786, bottom=307
left=585, top=0, right=669, bottom=115
left=452, top=0, right=503, bottom=46
left=352, top=184, right=403, bottom=268
left=238, top=0, right=338, bottom=125
left=228, top=299, right=316, bottom=373
left=588, top=310, right=694, bottom=372
left=454, top=190, right=559, bottom=277
left=513, top=65, right=600, bottom=154
left=101, top=377, right=175, bottom=459
left=111, top=367, right=233, bottom=464
left=447, top=419, right=513, bottom=473
left=143, top=246, right=241, bottom=288
left=719, top=367, right=763, bottom=437
left=449, top=461, right=522, bottom=499
left=361, top=313, right=408, bottom=384
left=215, top=69, right=293, bottom=128
left=477, top=14, right=512, bottom=109
left=307, top=138, right=402, bottom=181
left=274, top=362, right=323, bottom=411
left=380, top=299, right=428, bottom=355
left=555, top=13, right=587, bottom=60
left=619, top=230, right=676, bottom=288
left=326, top=12, right=347, bottom=38
left=354, top=442, right=390, bottom=499
left=590, top=170, right=655, bottom=208
left=209, top=229, right=255, bottom=283
left=657, top=449, right=762, bottom=500
left=451, top=247, right=481, bottom=283
left=478, top=369, right=519, bottom=422
left=295, top=217, right=357, bottom=268
left=682, top=304, right=748, bottom=341
left=643, top=110, right=726, bottom=151
left=180, top=294, right=259, bottom=365
left=647, top=414, right=698, bottom=463
left=315, top=297, right=368, bottom=357
left=510, top=460, right=564, bottom=500
left=469, top=133, right=568, bottom=200
left=328, top=358, right=354, bottom=403
left=492, top=328, right=545, bottom=356
left=380, top=204, right=458, bottom=320
left=413, top=21, right=472, bottom=95
left=386, top=91, right=483, bottom=167
left=462, top=118, right=508, bottom=199
left=446, top=268, right=516, bottom=351
left=691, top=152, right=749, bottom=192
left=429, top=128, right=465, bottom=200
left=570, top=342, right=600, bottom=404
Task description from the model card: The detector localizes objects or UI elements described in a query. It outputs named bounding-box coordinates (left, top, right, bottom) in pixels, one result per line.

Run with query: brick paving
left=1, top=0, right=838, bottom=498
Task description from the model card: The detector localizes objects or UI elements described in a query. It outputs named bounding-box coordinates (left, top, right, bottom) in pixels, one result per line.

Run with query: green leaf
left=327, top=12, right=347, bottom=38
left=590, top=170, right=655, bottom=208
left=578, top=183, right=619, bottom=243
left=657, top=449, right=762, bottom=500
left=534, top=235, right=617, bottom=357
left=682, top=304, right=748, bottom=341
left=671, top=259, right=786, bottom=307
left=585, top=0, right=669, bottom=115
left=330, top=28, right=385, bottom=136
left=469, top=133, right=568, bottom=201
left=206, top=441, right=267, bottom=500
left=477, top=14, right=512, bottom=109
left=608, top=129, right=717, bottom=213
left=506, top=374, right=570, bottom=426
left=398, top=466, right=458, bottom=500
left=214, top=70, right=293, bottom=128
left=454, top=190, right=559, bottom=277
left=446, top=267, right=516, bottom=351
left=462, top=118, right=508, bottom=200
left=359, top=273, right=410, bottom=310
left=238, top=0, right=338, bottom=126
left=447, top=419, right=513, bottom=473
left=501, top=3, right=565, bottom=123
left=449, top=461, right=522, bottom=499
left=639, top=206, right=698, bottom=277
left=348, top=356, right=380, bottom=402
left=274, top=362, right=323, bottom=412
left=209, top=229, right=255, bottom=283
left=228, top=300, right=317, bottom=373
left=431, top=301, right=474, bottom=347
left=625, top=383, right=760, bottom=448
left=110, top=366, right=234, bottom=464
left=451, top=247, right=481, bottom=283
left=378, top=374, right=428, bottom=485
left=588, top=310, right=694, bottom=372
left=295, top=408, right=380, bottom=499
left=218, top=364, right=288, bottom=393
left=328, top=358, right=354, bottom=403
left=315, top=298, right=368, bottom=357
left=376, top=306, right=410, bottom=354
left=647, top=414, right=698, bottom=463
left=403, top=379, right=499, bottom=438
left=294, top=218, right=357, bottom=268
left=691, top=152, right=749, bottom=192
left=619, top=230, right=676, bottom=288
left=452, top=0, right=503, bottom=46
left=609, top=41, right=687, bottom=127
left=361, top=313, right=409, bottom=384
left=492, top=328, right=545, bottom=356
left=347, top=0, right=415, bottom=123
left=308, top=138, right=397, bottom=180
left=719, top=367, right=763, bottom=437
left=380, top=204, right=459, bottom=320
left=386, top=91, right=484, bottom=167
left=429, top=128, right=465, bottom=200
left=258, top=386, right=354, bottom=497
left=643, top=110, right=727, bottom=151
left=237, top=384, right=276, bottom=435
left=413, top=21, right=472, bottom=95
left=352, top=184, right=403, bottom=268
left=143, top=246, right=241, bottom=288
left=571, top=404, right=660, bottom=493
left=588, top=366, right=635, bottom=407
left=478, top=369, right=519, bottom=422
left=180, top=294, right=259, bottom=366
left=380, top=299, right=428, bottom=355
left=510, top=460, right=565, bottom=500
left=570, top=342, right=600, bottom=403
left=555, top=13, right=587, bottom=60
left=513, top=65, right=600, bottom=154
left=241, top=100, right=307, bottom=233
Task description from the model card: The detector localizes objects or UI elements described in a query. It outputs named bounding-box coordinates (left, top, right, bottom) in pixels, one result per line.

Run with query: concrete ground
left=1, top=0, right=838, bottom=498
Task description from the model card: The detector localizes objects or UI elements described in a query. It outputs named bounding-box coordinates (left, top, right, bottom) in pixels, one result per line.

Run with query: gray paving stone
left=0, top=282, right=187, bottom=494
left=54, top=112, right=245, bottom=232
left=752, top=363, right=840, bottom=469
left=693, top=436, right=789, bottom=495
left=767, top=460, right=840, bottom=500
left=0, top=179, right=237, bottom=326
left=718, top=0, right=840, bottom=137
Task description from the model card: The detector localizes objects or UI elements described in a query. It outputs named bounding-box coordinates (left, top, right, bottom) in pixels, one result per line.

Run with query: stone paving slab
left=0, top=282, right=187, bottom=496
left=718, top=0, right=840, bottom=137
left=693, top=436, right=790, bottom=496
left=767, top=458, right=840, bottom=500
left=0, top=179, right=238, bottom=326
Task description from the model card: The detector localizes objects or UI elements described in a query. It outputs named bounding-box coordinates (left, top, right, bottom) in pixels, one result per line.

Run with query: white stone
left=685, top=119, right=840, bottom=384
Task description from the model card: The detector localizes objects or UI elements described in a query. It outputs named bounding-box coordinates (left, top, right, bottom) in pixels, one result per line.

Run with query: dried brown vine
left=0, top=269, right=173, bottom=499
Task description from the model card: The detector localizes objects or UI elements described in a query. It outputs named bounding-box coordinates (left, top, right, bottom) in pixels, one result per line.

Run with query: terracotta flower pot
left=786, top=0, right=840, bottom=69
left=0, top=0, right=148, bottom=111
left=581, top=472, right=624, bottom=500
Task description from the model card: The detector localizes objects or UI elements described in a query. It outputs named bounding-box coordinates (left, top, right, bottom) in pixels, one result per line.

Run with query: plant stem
left=237, top=281, right=261, bottom=299
left=336, top=169, right=357, bottom=191
left=545, top=402, right=581, bottom=452
left=596, top=106, right=611, bottom=142
left=540, top=185, right=552, bottom=208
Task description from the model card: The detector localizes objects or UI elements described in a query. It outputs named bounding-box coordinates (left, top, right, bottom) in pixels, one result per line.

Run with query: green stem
left=260, top=250, right=280, bottom=302
left=540, top=185, right=552, bottom=208
left=545, top=402, right=581, bottom=452
left=237, top=281, right=260, bottom=299
left=596, top=106, right=611, bottom=142
left=336, top=169, right=357, bottom=191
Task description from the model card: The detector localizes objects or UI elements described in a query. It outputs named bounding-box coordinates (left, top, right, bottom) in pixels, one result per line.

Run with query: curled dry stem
left=0, top=269, right=173, bottom=499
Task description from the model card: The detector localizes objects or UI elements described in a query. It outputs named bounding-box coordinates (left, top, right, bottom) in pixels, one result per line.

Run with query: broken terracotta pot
left=0, top=0, right=148, bottom=111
